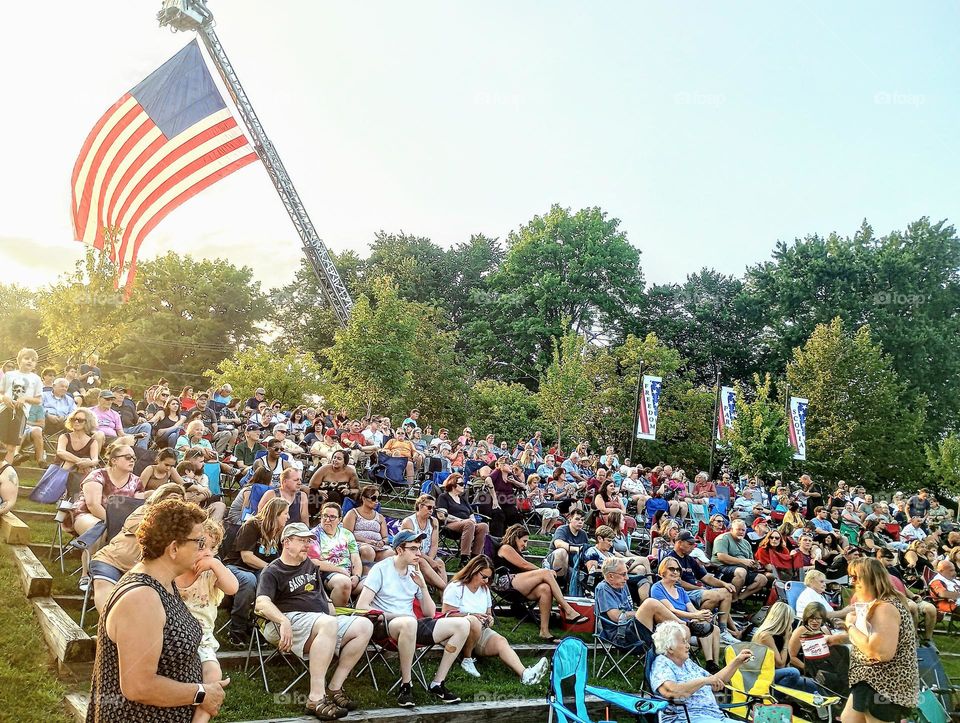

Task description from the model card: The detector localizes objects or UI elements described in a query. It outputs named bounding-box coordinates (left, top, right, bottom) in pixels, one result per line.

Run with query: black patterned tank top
left=86, top=572, right=203, bottom=722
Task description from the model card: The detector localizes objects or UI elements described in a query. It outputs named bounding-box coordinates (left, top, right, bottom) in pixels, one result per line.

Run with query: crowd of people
left=0, top=349, right=946, bottom=722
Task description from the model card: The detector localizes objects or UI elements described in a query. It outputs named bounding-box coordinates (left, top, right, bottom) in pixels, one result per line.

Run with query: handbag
left=30, top=464, right=70, bottom=504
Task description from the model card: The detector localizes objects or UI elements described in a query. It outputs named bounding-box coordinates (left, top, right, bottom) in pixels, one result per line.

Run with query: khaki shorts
left=475, top=626, right=499, bottom=656
left=262, top=612, right=356, bottom=660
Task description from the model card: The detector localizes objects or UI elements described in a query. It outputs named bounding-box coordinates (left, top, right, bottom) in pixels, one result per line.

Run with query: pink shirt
left=89, top=405, right=123, bottom=436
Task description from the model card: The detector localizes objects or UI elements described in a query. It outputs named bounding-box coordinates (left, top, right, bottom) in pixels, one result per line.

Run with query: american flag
left=71, top=40, right=257, bottom=292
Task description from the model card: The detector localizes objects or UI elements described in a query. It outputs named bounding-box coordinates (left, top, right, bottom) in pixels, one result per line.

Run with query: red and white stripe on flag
left=71, top=40, right=257, bottom=292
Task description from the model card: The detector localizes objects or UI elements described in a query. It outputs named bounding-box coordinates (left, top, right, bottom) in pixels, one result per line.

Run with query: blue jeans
left=226, top=565, right=258, bottom=633
left=164, top=427, right=183, bottom=449
left=124, top=423, right=152, bottom=449
left=774, top=666, right=820, bottom=693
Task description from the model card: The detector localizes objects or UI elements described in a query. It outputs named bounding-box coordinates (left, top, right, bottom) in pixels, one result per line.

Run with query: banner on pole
left=716, top=386, right=736, bottom=445
left=636, top=375, right=662, bottom=441
left=788, top=396, right=808, bottom=460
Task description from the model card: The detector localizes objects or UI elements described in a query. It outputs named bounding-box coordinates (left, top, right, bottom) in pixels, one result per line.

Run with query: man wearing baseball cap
left=273, top=422, right=305, bottom=458
left=256, top=523, right=374, bottom=719
left=356, top=530, right=470, bottom=707
left=233, top=424, right=266, bottom=475
left=667, top=530, right=740, bottom=644
left=245, top=387, right=267, bottom=414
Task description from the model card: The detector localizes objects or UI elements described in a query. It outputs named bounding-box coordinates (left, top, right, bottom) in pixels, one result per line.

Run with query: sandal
left=564, top=613, right=589, bottom=625
left=538, top=634, right=558, bottom=643
left=305, top=696, right=347, bottom=720
left=327, top=688, right=357, bottom=711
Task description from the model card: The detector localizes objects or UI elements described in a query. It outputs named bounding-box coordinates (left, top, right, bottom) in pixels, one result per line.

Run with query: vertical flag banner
left=716, top=386, right=737, bottom=444
left=71, top=40, right=258, bottom=292
left=636, top=375, right=663, bottom=440
left=788, top=397, right=809, bottom=460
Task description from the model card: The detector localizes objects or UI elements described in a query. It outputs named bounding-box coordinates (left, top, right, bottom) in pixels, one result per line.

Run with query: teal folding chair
left=548, top=637, right=667, bottom=723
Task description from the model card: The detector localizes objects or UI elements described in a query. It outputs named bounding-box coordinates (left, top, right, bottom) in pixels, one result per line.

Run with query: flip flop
left=564, top=613, right=589, bottom=625
left=538, top=635, right=558, bottom=644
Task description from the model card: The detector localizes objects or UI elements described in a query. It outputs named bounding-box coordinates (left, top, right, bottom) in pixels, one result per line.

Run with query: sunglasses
left=664, top=566, right=681, bottom=572
left=365, top=495, right=380, bottom=502
left=422, top=505, right=435, bottom=511
left=479, top=573, right=492, bottom=581
left=112, top=454, right=137, bottom=462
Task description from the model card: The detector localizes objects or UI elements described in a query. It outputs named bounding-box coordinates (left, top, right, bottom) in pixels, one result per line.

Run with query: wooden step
left=1, top=511, right=30, bottom=543
left=28, top=541, right=80, bottom=560
left=65, top=692, right=89, bottom=723
left=14, top=508, right=56, bottom=523
left=31, top=596, right=96, bottom=664
left=11, top=544, right=53, bottom=597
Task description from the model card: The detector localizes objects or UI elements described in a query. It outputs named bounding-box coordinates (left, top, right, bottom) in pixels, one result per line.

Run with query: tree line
left=2, top=205, right=958, bottom=492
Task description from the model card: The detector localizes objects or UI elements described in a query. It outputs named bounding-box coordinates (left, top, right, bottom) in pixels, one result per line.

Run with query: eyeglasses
left=320, top=514, right=340, bottom=521
left=402, top=544, right=421, bottom=552
left=479, top=573, right=491, bottom=581
left=112, top=454, right=137, bottom=462
left=608, top=570, right=628, bottom=577
left=183, top=537, right=207, bottom=549
left=270, top=446, right=282, bottom=452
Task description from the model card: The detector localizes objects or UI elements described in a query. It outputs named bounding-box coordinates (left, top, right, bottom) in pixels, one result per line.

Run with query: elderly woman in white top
left=649, top=620, right=754, bottom=723
left=794, top=568, right=852, bottom=621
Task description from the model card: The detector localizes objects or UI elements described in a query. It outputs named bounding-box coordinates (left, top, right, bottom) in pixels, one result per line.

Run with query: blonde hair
left=147, top=482, right=186, bottom=505
left=16, top=348, right=38, bottom=364
left=803, top=569, right=826, bottom=586
left=753, top=601, right=795, bottom=638
left=65, top=408, right=95, bottom=435
left=202, top=518, right=224, bottom=549
left=255, top=497, right=290, bottom=548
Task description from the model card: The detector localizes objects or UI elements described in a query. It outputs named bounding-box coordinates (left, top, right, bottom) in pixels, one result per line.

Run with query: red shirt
left=340, top=432, right=366, bottom=446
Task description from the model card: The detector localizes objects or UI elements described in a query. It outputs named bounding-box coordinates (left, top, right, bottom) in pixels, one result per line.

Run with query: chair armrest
left=547, top=701, right=592, bottom=723
left=584, top=685, right=670, bottom=716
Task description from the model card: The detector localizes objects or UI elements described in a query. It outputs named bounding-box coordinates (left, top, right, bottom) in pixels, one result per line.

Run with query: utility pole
left=158, top=0, right=354, bottom=327
left=628, top=363, right=643, bottom=463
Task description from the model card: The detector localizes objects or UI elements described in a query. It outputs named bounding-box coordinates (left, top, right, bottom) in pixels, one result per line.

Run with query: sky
left=2, top=1, right=958, bottom=294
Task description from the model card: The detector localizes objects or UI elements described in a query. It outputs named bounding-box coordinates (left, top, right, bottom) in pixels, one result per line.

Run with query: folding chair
left=372, top=453, right=417, bottom=505
left=240, top=482, right=275, bottom=522
left=463, top=459, right=485, bottom=482
left=591, top=604, right=647, bottom=684
left=49, top=499, right=78, bottom=574
left=245, top=614, right=310, bottom=694
left=924, top=567, right=960, bottom=634
left=783, top=581, right=807, bottom=615
left=688, top=503, right=709, bottom=529
left=548, top=636, right=667, bottom=723
left=724, top=642, right=840, bottom=722
left=78, top=495, right=146, bottom=629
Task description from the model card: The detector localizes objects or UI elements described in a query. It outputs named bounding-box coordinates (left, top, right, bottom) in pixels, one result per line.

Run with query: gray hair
left=601, top=556, right=627, bottom=576
left=53, top=377, right=69, bottom=387
left=652, top=621, right=688, bottom=655
left=730, top=518, right=747, bottom=531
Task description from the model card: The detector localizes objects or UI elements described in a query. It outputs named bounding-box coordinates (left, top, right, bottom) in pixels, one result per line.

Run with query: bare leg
left=303, top=615, right=338, bottom=702
left=431, top=618, right=470, bottom=684
left=388, top=617, right=417, bottom=685
left=328, top=617, right=374, bottom=691
left=489, top=632, right=526, bottom=677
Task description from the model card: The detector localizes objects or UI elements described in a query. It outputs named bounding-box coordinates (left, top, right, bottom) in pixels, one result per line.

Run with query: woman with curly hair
left=87, top=498, right=229, bottom=721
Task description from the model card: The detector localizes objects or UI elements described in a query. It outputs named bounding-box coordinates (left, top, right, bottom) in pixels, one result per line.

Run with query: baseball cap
left=222, top=383, right=233, bottom=391
left=111, top=385, right=127, bottom=394
left=273, top=423, right=289, bottom=433
left=676, top=530, right=696, bottom=542
left=392, top=530, right=426, bottom=549
left=324, top=428, right=336, bottom=438
left=99, top=389, right=116, bottom=399
left=255, top=387, right=266, bottom=395
left=197, top=391, right=210, bottom=399
left=281, top=523, right=314, bottom=541
left=245, top=423, right=260, bottom=432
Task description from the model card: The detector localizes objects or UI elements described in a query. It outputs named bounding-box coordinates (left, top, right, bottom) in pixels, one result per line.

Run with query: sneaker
left=304, top=696, right=348, bottom=720
left=521, top=656, right=549, bottom=685
left=396, top=683, right=415, bottom=708
left=78, top=576, right=91, bottom=593
left=719, top=629, right=739, bottom=646
left=429, top=681, right=461, bottom=704
left=226, top=629, right=250, bottom=647
left=460, top=657, right=480, bottom=677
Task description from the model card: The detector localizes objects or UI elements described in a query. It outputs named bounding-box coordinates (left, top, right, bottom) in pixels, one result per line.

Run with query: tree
left=473, top=205, right=645, bottom=383
left=0, top=284, right=46, bottom=363
left=725, top=374, right=794, bottom=477
left=589, top=334, right=714, bottom=471
left=205, top=345, right=324, bottom=408
left=37, top=247, right=131, bottom=362
left=786, top=318, right=927, bottom=491
left=467, top=380, right=540, bottom=445
left=109, top=252, right=269, bottom=390
left=638, top=268, right=765, bottom=386
left=747, top=218, right=960, bottom=435
left=536, top=329, right=593, bottom=447
left=927, top=433, right=960, bottom=496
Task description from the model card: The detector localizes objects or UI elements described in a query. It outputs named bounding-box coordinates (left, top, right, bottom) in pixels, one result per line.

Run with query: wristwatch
left=193, top=684, right=206, bottom=706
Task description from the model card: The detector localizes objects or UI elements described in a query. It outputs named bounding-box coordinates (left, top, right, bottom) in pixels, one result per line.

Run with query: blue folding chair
left=241, top=483, right=275, bottom=521
left=548, top=637, right=667, bottom=723
left=372, top=453, right=417, bottom=504
left=463, top=459, right=485, bottom=481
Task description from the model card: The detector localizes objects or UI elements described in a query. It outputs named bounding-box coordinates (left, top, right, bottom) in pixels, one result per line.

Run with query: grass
left=0, top=547, right=71, bottom=723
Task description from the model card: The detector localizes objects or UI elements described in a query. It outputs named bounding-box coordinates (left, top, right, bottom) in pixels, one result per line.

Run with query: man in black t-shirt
left=800, top=474, right=823, bottom=519
left=544, top=509, right=589, bottom=582
left=256, top=523, right=374, bottom=719
left=667, top=531, right=740, bottom=643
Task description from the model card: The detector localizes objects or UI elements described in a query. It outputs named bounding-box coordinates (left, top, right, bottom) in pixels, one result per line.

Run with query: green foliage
left=0, top=285, right=45, bottom=363
left=467, top=380, right=541, bottom=445
left=786, top=318, right=926, bottom=491
left=725, top=373, right=794, bottom=476
left=205, top=344, right=323, bottom=408
left=36, top=246, right=130, bottom=362
left=536, top=329, right=594, bottom=446
left=927, top=433, right=960, bottom=496
left=109, top=252, right=269, bottom=390
left=474, top=205, right=645, bottom=383
left=747, top=218, right=960, bottom=435
left=590, top=334, right=714, bottom=470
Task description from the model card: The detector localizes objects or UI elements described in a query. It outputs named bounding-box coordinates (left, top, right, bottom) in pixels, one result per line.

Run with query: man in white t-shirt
left=901, top=516, right=927, bottom=543
left=357, top=530, right=470, bottom=708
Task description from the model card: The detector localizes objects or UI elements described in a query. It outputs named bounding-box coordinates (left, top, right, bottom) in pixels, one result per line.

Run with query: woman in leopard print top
left=843, top=557, right=919, bottom=723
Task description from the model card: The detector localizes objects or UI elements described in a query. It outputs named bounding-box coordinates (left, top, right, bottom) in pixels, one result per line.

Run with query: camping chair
left=783, top=581, right=807, bottom=615
left=78, top=495, right=146, bottom=629
left=334, top=607, right=393, bottom=691
left=548, top=636, right=667, bottom=723
left=724, top=642, right=840, bottom=722
left=371, top=453, right=417, bottom=505
left=591, top=603, right=647, bottom=684
left=923, top=567, right=960, bottom=634
left=837, top=523, right=859, bottom=547
left=463, top=459, right=485, bottom=482
left=240, top=482, right=275, bottom=522
left=245, top=614, right=310, bottom=695
left=687, top=503, right=710, bottom=530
